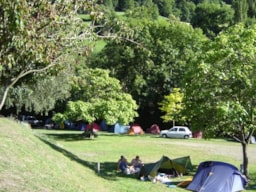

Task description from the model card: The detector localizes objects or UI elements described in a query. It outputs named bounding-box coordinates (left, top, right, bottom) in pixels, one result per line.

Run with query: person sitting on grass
left=131, top=155, right=143, bottom=173
left=117, top=155, right=128, bottom=173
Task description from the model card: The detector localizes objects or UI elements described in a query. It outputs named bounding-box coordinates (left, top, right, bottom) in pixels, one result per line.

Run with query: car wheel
left=162, top=134, right=167, bottom=138
left=184, top=135, right=190, bottom=139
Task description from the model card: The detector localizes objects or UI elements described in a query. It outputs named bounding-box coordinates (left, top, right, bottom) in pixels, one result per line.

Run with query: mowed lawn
left=35, top=128, right=256, bottom=191
left=1, top=118, right=256, bottom=192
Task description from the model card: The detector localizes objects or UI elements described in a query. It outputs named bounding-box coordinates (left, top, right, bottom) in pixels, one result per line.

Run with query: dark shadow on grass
left=246, top=175, right=256, bottom=190
left=36, top=134, right=129, bottom=181
left=44, top=133, right=87, bottom=141
left=44, top=132, right=148, bottom=141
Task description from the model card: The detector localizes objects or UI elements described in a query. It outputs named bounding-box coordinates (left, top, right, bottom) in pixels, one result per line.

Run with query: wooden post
left=97, top=162, right=100, bottom=174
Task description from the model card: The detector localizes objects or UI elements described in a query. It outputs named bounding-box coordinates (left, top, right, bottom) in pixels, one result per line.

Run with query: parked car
left=160, top=126, right=192, bottom=139
left=20, top=115, right=43, bottom=128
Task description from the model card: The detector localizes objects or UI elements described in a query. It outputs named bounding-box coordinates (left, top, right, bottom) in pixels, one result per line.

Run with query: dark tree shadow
left=44, top=131, right=134, bottom=142
left=44, top=133, right=87, bottom=141
left=36, top=134, right=138, bottom=181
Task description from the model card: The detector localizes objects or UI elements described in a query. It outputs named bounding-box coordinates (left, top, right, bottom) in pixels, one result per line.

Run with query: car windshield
left=27, top=117, right=36, bottom=120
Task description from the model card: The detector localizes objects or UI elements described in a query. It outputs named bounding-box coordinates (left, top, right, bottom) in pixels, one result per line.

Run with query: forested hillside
left=102, top=0, right=256, bottom=36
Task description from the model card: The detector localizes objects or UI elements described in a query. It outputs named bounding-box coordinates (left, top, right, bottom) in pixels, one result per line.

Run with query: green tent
left=139, top=156, right=193, bottom=177
left=172, top=156, right=193, bottom=171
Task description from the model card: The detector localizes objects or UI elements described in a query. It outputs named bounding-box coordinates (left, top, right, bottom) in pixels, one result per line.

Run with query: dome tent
left=187, top=161, right=248, bottom=192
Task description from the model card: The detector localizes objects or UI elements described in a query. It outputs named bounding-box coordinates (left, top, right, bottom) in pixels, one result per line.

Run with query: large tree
left=191, top=2, right=234, bottom=38
left=158, top=88, right=185, bottom=126
left=183, top=24, right=256, bottom=178
left=0, top=0, right=97, bottom=113
left=53, top=68, right=138, bottom=126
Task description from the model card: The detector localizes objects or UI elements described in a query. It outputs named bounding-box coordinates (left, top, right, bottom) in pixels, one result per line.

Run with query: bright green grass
left=1, top=118, right=256, bottom=192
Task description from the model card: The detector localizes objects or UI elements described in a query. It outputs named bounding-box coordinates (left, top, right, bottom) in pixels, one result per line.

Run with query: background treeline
left=101, top=0, right=256, bottom=23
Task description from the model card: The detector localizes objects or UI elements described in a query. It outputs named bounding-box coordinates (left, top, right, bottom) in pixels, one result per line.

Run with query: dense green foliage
left=182, top=24, right=256, bottom=177
left=103, top=0, right=256, bottom=29
left=159, top=88, right=185, bottom=126
left=53, top=68, right=138, bottom=125
left=88, top=19, right=206, bottom=127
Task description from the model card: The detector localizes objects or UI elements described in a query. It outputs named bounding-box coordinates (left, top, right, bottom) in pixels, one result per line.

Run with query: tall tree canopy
left=232, top=0, right=248, bottom=23
left=159, top=88, right=185, bottom=126
left=53, top=68, right=138, bottom=125
left=191, top=2, right=234, bottom=38
left=183, top=24, right=256, bottom=178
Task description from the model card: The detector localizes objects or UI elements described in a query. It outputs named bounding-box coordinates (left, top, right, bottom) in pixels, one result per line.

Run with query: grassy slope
left=0, top=118, right=113, bottom=192
left=1, top=117, right=256, bottom=192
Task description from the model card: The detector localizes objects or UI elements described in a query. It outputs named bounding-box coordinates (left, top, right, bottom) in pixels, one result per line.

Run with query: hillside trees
left=153, top=0, right=177, bottom=17
left=191, top=2, right=234, bottom=38
left=125, top=1, right=159, bottom=20
left=248, top=0, right=256, bottom=18
left=116, top=0, right=135, bottom=11
left=176, top=0, right=196, bottom=22
left=232, top=0, right=248, bottom=23
left=87, top=19, right=206, bottom=127
left=182, top=24, right=256, bottom=178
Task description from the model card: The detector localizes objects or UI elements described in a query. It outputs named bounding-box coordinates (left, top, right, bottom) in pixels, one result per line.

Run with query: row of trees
left=1, top=0, right=255, bottom=178
left=92, top=0, right=256, bottom=40
left=102, top=0, right=256, bottom=29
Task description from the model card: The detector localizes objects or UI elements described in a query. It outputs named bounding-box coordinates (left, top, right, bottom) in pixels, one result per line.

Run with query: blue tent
left=100, top=120, right=108, bottom=131
left=187, top=161, right=247, bottom=192
left=109, top=123, right=129, bottom=134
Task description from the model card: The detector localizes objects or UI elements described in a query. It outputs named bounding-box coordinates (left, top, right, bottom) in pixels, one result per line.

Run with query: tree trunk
left=241, top=142, right=249, bottom=178
left=0, top=86, right=10, bottom=111
left=88, top=123, right=94, bottom=139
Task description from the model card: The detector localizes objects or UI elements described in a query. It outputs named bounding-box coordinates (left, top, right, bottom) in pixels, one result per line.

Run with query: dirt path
left=170, top=141, right=256, bottom=163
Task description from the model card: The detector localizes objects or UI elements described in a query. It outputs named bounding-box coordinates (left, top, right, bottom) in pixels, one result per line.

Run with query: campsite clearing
left=34, top=129, right=256, bottom=191
left=1, top=118, right=256, bottom=192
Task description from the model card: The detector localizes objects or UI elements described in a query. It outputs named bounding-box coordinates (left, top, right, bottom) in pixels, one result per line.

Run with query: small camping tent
left=139, top=156, right=193, bottom=178
left=85, top=122, right=101, bottom=132
left=128, top=124, right=144, bottom=135
left=147, top=124, right=160, bottom=134
left=100, top=120, right=108, bottom=131
left=109, top=123, right=129, bottom=134
left=187, top=161, right=248, bottom=192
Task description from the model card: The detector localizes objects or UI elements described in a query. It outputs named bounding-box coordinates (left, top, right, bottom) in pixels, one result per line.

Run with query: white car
left=160, top=126, right=192, bottom=139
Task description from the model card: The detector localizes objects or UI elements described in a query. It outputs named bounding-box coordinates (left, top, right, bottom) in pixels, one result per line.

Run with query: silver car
left=160, top=126, right=192, bottom=139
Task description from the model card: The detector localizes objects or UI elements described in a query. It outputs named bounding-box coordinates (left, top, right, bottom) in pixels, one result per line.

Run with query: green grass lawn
left=1, top=118, right=256, bottom=192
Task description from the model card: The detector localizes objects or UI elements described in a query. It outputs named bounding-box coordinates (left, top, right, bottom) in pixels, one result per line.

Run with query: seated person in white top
left=131, top=155, right=143, bottom=172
